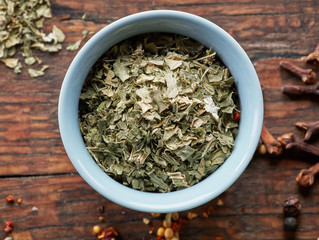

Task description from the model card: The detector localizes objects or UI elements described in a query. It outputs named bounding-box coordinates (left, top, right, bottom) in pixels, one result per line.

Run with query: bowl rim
left=58, top=10, right=263, bottom=213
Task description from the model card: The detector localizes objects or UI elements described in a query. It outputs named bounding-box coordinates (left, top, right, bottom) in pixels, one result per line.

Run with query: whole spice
left=277, top=133, right=319, bottom=157
left=283, top=197, right=301, bottom=217
left=258, top=143, right=267, bottom=155
left=157, top=227, right=165, bottom=237
left=282, top=82, right=319, bottom=96
left=260, top=124, right=283, bottom=155
left=284, top=216, right=298, bottom=231
left=280, top=60, right=317, bottom=84
left=296, top=162, right=319, bottom=187
left=164, top=227, right=174, bottom=239
left=93, top=225, right=102, bottom=235
left=303, top=43, right=319, bottom=64
left=295, top=120, right=319, bottom=142
left=6, top=195, right=14, bottom=204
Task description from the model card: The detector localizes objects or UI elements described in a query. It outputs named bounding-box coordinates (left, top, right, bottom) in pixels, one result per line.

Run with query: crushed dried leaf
left=79, top=33, right=240, bottom=192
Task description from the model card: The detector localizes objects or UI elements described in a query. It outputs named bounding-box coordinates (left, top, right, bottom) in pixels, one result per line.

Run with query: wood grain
left=0, top=0, right=318, bottom=239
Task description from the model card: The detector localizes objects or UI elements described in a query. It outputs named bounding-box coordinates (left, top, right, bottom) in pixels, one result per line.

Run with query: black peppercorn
left=283, top=197, right=301, bottom=217
left=284, top=217, right=298, bottom=231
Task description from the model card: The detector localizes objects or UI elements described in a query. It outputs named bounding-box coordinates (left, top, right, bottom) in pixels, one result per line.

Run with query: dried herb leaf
left=66, top=40, right=81, bottom=51
left=52, top=25, right=65, bottom=43
left=28, top=65, right=49, bottom=78
left=0, top=0, right=64, bottom=76
left=2, top=58, right=19, bottom=68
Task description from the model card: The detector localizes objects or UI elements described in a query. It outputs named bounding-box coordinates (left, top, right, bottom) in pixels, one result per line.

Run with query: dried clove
left=303, top=43, right=319, bottom=64
left=295, top=120, right=319, bottom=142
left=283, top=197, right=301, bottom=217
left=282, top=82, right=319, bottom=96
left=280, top=60, right=317, bottom=84
left=260, top=124, right=283, bottom=155
left=277, top=133, right=319, bottom=157
left=296, top=162, right=319, bottom=187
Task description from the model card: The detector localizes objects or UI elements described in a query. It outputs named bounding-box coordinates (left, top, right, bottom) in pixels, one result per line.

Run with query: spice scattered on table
left=4, top=219, right=14, bottom=233
left=94, top=226, right=118, bottom=240
left=283, top=217, right=298, bottom=231
left=283, top=197, right=301, bottom=217
left=303, top=43, right=319, bottom=64
left=283, top=197, right=301, bottom=231
left=5, top=195, right=14, bottom=204
left=296, top=162, right=319, bottom=187
left=295, top=120, right=319, bottom=142
left=153, top=212, right=186, bottom=240
left=259, top=124, right=283, bottom=155
left=0, top=0, right=65, bottom=77
left=280, top=60, right=317, bottom=84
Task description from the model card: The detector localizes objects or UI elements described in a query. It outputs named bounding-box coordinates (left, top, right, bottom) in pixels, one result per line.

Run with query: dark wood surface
left=1, top=0, right=319, bottom=239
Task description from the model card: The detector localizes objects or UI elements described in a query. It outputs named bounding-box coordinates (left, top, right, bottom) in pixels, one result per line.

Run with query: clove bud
left=295, top=120, right=319, bottom=142
left=296, top=162, right=319, bottom=188
left=260, top=124, right=283, bottom=155
left=280, top=60, right=317, bottom=84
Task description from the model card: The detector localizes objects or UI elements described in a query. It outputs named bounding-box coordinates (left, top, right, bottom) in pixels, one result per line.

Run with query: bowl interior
left=58, top=10, right=263, bottom=213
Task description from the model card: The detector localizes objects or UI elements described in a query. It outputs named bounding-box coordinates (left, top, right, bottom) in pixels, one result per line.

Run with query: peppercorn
left=283, top=197, right=301, bottom=217
left=284, top=217, right=298, bottom=231
left=6, top=195, right=14, bottom=204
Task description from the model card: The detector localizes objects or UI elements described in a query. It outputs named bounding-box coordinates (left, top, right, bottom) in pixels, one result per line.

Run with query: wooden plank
left=0, top=154, right=318, bottom=239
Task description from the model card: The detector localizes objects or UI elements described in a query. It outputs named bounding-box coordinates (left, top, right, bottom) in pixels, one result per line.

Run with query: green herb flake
left=28, top=65, right=49, bottom=78
left=79, top=33, right=240, bottom=192
left=66, top=40, right=81, bottom=51
left=0, top=0, right=64, bottom=76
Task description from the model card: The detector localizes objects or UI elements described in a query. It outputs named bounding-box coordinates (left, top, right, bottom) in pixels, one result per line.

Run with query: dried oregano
left=0, top=0, right=64, bottom=77
left=79, top=33, right=240, bottom=192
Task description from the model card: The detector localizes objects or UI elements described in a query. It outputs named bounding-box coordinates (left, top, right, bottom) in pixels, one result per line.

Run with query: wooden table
left=1, top=0, right=319, bottom=239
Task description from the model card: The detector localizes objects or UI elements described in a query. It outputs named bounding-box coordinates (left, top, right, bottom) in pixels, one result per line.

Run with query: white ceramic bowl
left=58, top=10, right=263, bottom=213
